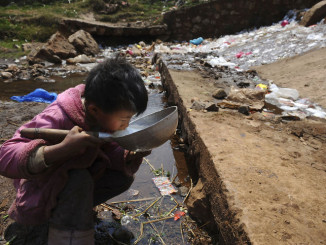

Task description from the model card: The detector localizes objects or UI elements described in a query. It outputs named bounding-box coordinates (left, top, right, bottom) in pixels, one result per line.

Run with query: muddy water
left=0, top=75, right=85, bottom=101
left=0, top=75, right=191, bottom=244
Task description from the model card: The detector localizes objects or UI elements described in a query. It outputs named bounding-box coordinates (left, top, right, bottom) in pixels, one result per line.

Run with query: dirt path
left=252, top=47, right=326, bottom=108
left=159, top=47, right=326, bottom=244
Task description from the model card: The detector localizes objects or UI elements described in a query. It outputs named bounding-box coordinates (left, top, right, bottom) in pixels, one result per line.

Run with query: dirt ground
left=160, top=47, right=326, bottom=244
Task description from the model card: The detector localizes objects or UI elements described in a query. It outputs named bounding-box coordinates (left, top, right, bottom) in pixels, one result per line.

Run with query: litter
left=11, top=88, right=57, bottom=103
left=152, top=176, right=177, bottom=195
left=190, top=37, right=204, bottom=45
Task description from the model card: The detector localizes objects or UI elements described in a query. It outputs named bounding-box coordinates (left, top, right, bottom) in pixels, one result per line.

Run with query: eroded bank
left=157, top=57, right=326, bottom=244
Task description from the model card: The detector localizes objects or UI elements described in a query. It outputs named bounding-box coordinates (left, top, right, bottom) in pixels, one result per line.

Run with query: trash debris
left=10, top=88, right=57, bottom=103
left=281, top=20, right=289, bottom=27
left=152, top=177, right=177, bottom=195
left=127, top=189, right=139, bottom=197
left=222, top=87, right=265, bottom=110
left=190, top=37, right=204, bottom=45
left=174, top=210, right=186, bottom=221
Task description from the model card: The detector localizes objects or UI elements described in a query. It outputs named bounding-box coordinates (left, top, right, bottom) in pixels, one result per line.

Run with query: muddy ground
left=159, top=46, right=326, bottom=244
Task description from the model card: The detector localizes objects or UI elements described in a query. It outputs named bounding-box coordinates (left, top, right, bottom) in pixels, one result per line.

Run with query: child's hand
left=60, top=126, right=104, bottom=156
left=126, top=150, right=151, bottom=163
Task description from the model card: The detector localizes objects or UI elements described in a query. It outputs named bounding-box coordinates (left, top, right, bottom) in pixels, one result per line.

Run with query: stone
left=1, top=71, right=13, bottom=79
left=30, top=32, right=77, bottom=64
left=238, top=105, right=250, bottom=115
left=22, top=42, right=43, bottom=52
left=212, top=88, right=227, bottom=99
left=35, top=76, right=55, bottom=83
left=17, top=70, right=31, bottom=80
left=6, top=64, right=19, bottom=72
left=68, top=30, right=100, bottom=56
left=112, top=227, right=134, bottom=244
left=66, top=54, right=94, bottom=64
left=300, top=0, right=326, bottom=27
left=191, top=100, right=206, bottom=111
left=206, top=103, right=219, bottom=112
left=179, top=186, right=189, bottom=197
left=185, top=179, right=214, bottom=228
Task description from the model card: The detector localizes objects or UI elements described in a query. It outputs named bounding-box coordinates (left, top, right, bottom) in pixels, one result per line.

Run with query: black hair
left=84, top=56, right=148, bottom=116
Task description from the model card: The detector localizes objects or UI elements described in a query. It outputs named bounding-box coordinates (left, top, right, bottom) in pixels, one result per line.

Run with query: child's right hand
left=43, top=126, right=104, bottom=166
left=60, top=126, right=104, bottom=156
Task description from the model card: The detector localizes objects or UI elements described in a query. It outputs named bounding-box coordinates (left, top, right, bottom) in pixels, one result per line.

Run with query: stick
left=182, top=178, right=193, bottom=205
left=180, top=220, right=185, bottom=244
left=134, top=217, right=174, bottom=244
left=108, top=197, right=155, bottom=205
left=143, top=157, right=156, bottom=171
left=133, top=197, right=162, bottom=217
left=149, top=222, right=166, bottom=245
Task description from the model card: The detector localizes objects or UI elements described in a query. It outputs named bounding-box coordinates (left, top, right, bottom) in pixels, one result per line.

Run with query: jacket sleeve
left=101, top=143, right=143, bottom=177
left=0, top=104, right=65, bottom=179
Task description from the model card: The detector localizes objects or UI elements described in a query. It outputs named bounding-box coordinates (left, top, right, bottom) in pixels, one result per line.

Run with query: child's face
left=94, top=109, right=135, bottom=133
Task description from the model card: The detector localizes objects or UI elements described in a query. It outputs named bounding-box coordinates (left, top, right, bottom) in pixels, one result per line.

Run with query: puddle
left=0, top=74, right=85, bottom=101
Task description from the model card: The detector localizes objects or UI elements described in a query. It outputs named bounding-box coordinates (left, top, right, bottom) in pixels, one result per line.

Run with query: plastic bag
left=190, top=37, right=204, bottom=45
left=11, top=88, right=57, bottom=103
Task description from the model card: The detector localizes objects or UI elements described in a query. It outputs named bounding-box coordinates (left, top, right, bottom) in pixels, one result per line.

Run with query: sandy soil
left=160, top=47, right=326, bottom=244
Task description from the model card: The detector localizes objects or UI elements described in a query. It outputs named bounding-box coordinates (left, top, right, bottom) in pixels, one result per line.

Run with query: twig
left=149, top=222, right=166, bottom=245
left=133, top=197, right=162, bottom=218
left=108, top=197, right=155, bottom=205
left=180, top=220, right=185, bottom=244
left=134, top=217, right=174, bottom=244
left=183, top=220, right=195, bottom=237
left=182, top=178, right=193, bottom=205
left=143, top=157, right=156, bottom=171
left=100, top=203, right=115, bottom=211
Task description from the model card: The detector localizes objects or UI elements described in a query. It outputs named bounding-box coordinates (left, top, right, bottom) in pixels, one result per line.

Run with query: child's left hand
left=126, top=150, right=151, bottom=162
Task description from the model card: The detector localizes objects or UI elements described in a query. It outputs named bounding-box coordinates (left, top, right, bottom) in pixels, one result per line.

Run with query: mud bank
left=158, top=58, right=326, bottom=244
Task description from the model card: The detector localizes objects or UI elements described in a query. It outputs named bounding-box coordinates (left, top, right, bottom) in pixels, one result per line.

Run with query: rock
left=1, top=71, right=13, bottom=79
left=206, top=103, right=219, bottom=112
left=30, top=32, right=77, bottom=64
left=22, top=42, right=43, bottom=52
left=68, top=30, right=100, bottom=56
left=17, top=70, right=31, bottom=80
left=212, top=88, right=227, bottom=99
left=112, top=227, right=134, bottom=244
left=6, top=64, right=19, bottom=72
left=190, top=100, right=206, bottom=111
left=13, top=44, right=20, bottom=49
left=100, top=3, right=119, bottom=14
left=238, top=105, right=250, bottom=115
left=179, top=186, right=189, bottom=197
left=35, top=76, right=55, bottom=83
left=66, top=54, right=95, bottom=64
left=300, top=0, right=326, bottom=27
left=185, top=179, right=214, bottom=229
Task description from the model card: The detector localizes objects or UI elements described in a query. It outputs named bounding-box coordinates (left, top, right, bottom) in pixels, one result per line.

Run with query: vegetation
left=0, top=0, right=204, bottom=58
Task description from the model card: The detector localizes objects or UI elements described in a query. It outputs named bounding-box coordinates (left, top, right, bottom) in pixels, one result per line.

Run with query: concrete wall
left=163, top=0, right=321, bottom=41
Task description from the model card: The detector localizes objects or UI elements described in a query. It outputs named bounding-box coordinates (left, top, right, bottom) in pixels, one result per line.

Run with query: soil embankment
left=159, top=48, right=326, bottom=244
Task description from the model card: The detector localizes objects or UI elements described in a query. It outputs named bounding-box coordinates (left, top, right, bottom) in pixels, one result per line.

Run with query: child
left=0, top=57, right=150, bottom=244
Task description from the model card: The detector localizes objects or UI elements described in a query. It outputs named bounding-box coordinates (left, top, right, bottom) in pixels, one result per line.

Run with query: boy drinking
left=0, top=57, right=150, bottom=244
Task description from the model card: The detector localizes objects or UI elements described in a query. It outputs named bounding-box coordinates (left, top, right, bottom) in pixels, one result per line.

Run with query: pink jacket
left=0, top=84, right=142, bottom=225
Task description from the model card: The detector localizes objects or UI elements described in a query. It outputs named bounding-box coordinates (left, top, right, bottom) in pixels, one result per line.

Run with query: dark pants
left=49, top=169, right=134, bottom=231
